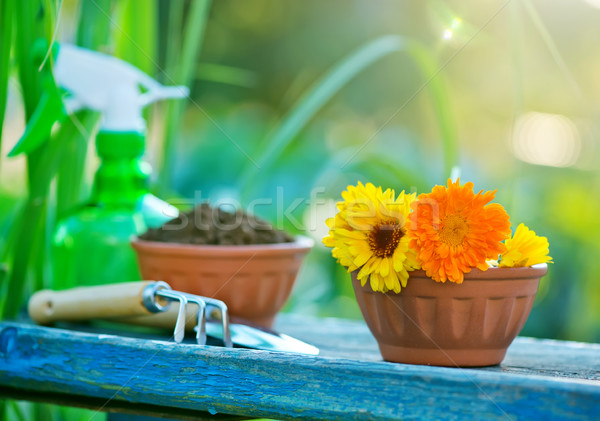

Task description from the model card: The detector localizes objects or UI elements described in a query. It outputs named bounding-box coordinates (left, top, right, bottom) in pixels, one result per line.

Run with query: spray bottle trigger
left=138, top=85, right=189, bottom=108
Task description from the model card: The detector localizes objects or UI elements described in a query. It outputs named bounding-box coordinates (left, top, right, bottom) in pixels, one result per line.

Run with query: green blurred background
left=2, top=0, right=600, bottom=419
left=2, top=0, right=600, bottom=341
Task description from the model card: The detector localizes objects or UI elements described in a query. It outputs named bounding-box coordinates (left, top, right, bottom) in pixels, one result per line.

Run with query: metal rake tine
left=181, top=294, right=207, bottom=345
left=156, top=289, right=188, bottom=343
left=186, top=295, right=232, bottom=348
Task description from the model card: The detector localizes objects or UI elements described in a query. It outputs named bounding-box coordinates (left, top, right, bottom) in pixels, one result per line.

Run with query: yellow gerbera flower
left=323, top=182, right=419, bottom=293
left=409, top=179, right=511, bottom=284
left=499, top=223, right=552, bottom=267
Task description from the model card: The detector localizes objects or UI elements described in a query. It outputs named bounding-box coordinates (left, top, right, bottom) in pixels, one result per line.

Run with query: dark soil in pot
left=140, top=202, right=294, bottom=245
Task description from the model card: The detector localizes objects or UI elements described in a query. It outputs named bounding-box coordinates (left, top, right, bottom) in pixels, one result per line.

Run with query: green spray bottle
left=10, top=43, right=186, bottom=289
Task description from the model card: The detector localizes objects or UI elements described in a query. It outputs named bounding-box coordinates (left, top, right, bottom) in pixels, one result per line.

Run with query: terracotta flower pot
left=352, top=264, right=547, bottom=367
left=131, top=236, right=313, bottom=328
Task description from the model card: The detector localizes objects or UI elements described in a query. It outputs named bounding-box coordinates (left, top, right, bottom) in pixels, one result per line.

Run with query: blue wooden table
left=0, top=315, right=599, bottom=420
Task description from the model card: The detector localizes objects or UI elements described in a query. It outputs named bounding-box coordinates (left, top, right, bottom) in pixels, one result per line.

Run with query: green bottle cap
left=96, top=130, right=145, bottom=159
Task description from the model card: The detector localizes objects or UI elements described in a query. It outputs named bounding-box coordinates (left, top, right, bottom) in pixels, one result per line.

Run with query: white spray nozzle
left=53, top=44, right=188, bottom=131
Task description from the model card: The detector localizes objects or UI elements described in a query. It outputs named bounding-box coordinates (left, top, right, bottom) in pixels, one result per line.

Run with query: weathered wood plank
left=1, top=319, right=599, bottom=420
left=276, top=315, right=600, bottom=381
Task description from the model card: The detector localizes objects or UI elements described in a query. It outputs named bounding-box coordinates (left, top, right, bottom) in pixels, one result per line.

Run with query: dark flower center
left=368, top=223, right=404, bottom=258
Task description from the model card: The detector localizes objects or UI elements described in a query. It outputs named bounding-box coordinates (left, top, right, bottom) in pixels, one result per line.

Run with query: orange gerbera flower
left=409, top=179, right=511, bottom=283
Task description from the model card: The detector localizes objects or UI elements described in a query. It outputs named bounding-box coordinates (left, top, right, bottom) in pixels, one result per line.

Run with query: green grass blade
left=405, top=40, right=459, bottom=179
left=165, top=0, right=184, bottom=79
left=14, top=0, right=49, bottom=119
left=76, top=0, right=113, bottom=49
left=55, top=112, right=100, bottom=219
left=0, top=264, right=7, bottom=314
left=3, top=0, right=56, bottom=317
left=196, top=63, right=257, bottom=87
left=239, top=36, right=409, bottom=190
left=175, top=0, right=211, bottom=99
left=0, top=0, right=14, bottom=167
left=115, top=0, right=157, bottom=76
left=7, top=400, right=28, bottom=421
left=239, top=35, right=459, bottom=192
left=3, top=126, right=69, bottom=318
left=3, top=203, right=44, bottom=318
left=158, top=0, right=212, bottom=195
left=264, top=36, right=407, bottom=167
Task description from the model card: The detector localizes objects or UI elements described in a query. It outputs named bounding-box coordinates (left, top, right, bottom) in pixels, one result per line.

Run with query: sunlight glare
left=443, top=18, right=462, bottom=41
left=512, top=112, right=581, bottom=168
left=583, top=0, right=600, bottom=9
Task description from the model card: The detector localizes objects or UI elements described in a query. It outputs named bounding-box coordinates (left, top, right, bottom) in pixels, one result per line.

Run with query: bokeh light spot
left=511, top=112, right=581, bottom=168
left=442, top=18, right=462, bottom=41
left=583, top=0, right=600, bottom=9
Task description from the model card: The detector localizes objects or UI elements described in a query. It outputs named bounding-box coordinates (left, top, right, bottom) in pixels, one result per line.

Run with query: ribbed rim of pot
left=131, top=235, right=314, bottom=256
left=405, top=263, right=548, bottom=281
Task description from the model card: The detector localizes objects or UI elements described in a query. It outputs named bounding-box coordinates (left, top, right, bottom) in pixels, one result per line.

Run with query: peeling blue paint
left=0, top=321, right=599, bottom=420
left=0, top=327, right=17, bottom=357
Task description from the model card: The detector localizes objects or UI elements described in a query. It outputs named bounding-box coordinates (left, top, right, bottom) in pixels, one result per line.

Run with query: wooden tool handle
left=28, top=281, right=161, bottom=325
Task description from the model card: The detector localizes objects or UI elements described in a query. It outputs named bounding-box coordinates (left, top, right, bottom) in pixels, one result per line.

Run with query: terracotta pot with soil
left=352, top=264, right=547, bottom=367
left=132, top=203, right=313, bottom=328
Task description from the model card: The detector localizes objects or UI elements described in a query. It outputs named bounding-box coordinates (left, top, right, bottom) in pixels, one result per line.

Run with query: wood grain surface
left=0, top=315, right=599, bottom=420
